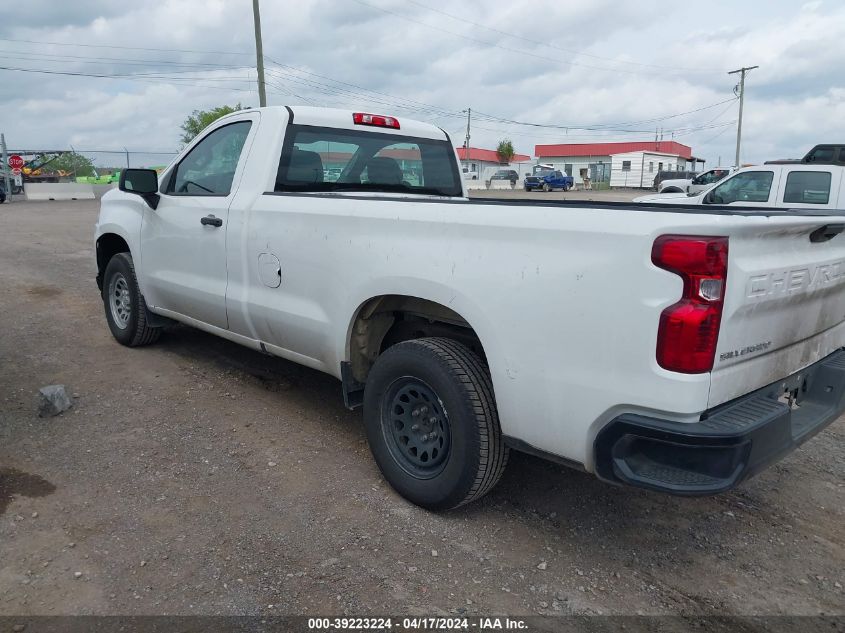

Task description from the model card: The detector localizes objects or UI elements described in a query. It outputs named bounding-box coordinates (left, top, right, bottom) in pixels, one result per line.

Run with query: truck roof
left=283, top=106, right=451, bottom=141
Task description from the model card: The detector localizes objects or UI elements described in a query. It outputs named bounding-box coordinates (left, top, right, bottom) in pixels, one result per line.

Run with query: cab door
left=138, top=116, right=257, bottom=329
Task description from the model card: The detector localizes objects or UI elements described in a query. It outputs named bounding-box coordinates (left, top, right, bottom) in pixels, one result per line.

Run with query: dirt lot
left=0, top=199, right=843, bottom=618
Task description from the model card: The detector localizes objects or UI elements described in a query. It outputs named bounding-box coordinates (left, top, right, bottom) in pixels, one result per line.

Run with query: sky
left=0, top=0, right=842, bottom=168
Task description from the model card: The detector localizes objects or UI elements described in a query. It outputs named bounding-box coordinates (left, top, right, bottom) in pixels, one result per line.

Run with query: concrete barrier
left=24, top=183, right=96, bottom=201
left=464, top=179, right=487, bottom=190
left=487, top=179, right=516, bottom=190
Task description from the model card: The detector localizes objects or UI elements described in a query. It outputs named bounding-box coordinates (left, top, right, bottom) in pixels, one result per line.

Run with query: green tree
left=179, top=104, right=243, bottom=146
left=496, top=139, right=515, bottom=164
left=50, top=152, right=96, bottom=177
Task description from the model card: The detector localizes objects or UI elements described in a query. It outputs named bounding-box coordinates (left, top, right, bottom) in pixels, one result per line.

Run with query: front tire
left=102, top=252, right=161, bottom=347
left=364, top=338, right=508, bottom=510
left=542, top=183, right=551, bottom=192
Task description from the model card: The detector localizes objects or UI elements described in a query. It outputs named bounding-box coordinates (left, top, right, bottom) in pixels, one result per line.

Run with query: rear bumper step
left=594, top=348, right=845, bottom=495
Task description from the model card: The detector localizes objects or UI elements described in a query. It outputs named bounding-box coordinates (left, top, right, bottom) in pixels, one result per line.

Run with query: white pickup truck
left=657, top=167, right=735, bottom=194
left=96, top=106, right=845, bottom=509
left=636, top=163, right=844, bottom=209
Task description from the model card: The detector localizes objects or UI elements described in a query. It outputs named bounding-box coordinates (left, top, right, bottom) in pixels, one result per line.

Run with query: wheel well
left=348, top=295, right=485, bottom=385
left=96, top=233, right=130, bottom=290
left=661, top=186, right=683, bottom=193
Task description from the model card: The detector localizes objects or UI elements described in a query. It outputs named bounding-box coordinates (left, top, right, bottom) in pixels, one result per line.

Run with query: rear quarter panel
left=231, top=196, right=740, bottom=469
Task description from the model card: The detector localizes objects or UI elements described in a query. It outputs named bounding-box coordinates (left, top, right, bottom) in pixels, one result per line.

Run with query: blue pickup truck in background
left=523, top=167, right=574, bottom=192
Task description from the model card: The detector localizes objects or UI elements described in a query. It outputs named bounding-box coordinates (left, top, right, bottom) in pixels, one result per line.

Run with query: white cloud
left=0, top=0, right=843, bottom=167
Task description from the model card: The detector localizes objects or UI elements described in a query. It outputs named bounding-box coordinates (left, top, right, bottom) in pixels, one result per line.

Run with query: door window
left=709, top=171, right=774, bottom=204
left=783, top=171, right=832, bottom=204
left=167, top=121, right=252, bottom=195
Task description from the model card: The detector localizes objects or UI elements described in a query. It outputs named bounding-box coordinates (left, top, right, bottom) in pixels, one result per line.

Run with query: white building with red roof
left=534, top=140, right=705, bottom=188
left=456, top=147, right=532, bottom=184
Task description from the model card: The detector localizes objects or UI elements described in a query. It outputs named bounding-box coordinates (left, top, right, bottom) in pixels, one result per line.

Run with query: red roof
left=535, top=141, right=692, bottom=160
left=456, top=147, right=531, bottom=163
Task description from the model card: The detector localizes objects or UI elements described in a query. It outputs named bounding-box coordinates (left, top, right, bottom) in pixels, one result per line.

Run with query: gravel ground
left=0, top=199, right=843, bottom=618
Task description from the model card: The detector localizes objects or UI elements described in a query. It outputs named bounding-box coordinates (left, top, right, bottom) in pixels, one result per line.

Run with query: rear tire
left=363, top=338, right=509, bottom=510
left=102, top=252, right=161, bottom=347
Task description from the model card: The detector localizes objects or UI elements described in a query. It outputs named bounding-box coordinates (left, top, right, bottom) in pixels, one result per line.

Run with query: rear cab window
left=782, top=171, right=833, bottom=205
left=274, top=125, right=462, bottom=197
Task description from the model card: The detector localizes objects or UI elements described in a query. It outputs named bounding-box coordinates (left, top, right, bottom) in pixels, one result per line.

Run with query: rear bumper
left=594, top=348, right=845, bottom=495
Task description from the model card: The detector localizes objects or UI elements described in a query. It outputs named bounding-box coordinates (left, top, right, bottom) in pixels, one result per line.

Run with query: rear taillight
left=353, top=112, right=400, bottom=129
left=652, top=235, right=729, bottom=373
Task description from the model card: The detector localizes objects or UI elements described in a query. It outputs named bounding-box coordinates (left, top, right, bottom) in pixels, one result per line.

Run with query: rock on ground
left=36, top=384, right=72, bottom=417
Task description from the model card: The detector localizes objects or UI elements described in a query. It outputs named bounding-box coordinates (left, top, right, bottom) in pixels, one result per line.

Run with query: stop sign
left=8, top=155, right=24, bottom=170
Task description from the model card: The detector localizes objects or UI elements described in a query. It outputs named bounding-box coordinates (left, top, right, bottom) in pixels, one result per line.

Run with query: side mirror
left=119, top=169, right=160, bottom=209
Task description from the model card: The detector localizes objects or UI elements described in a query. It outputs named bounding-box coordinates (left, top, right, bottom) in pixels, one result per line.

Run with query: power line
left=350, top=0, right=711, bottom=77
left=0, top=37, right=250, bottom=56
left=263, top=57, right=741, bottom=135
left=0, top=65, right=259, bottom=94
left=0, top=49, right=250, bottom=70
left=471, top=97, right=738, bottom=132
left=1, top=48, right=745, bottom=149
left=404, top=0, right=726, bottom=75
left=263, top=57, right=461, bottom=119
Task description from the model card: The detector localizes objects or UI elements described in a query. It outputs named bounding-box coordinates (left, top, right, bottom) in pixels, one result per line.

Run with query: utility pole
left=728, top=65, right=758, bottom=167
left=462, top=108, right=471, bottom=171
left=1, top=133, right=11, bottom=203
left=252, top=0, right=267, bottom=107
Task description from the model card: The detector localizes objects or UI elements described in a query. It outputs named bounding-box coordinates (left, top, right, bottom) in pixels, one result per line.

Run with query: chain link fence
left=3, top=149, right=178, bottom=195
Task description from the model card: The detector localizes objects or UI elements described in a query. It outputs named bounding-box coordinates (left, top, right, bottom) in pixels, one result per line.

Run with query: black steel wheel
left=364, top=337, right=509, bottom=510
left=382, top=377, right=451, bottom=479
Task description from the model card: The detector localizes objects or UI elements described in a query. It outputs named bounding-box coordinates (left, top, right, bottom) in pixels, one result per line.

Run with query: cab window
left=693, top=169, right=729, bottom=185
left=708, top=171, right=774, bottom=204
left=783, top=171, right=832, bottom=205
left=167, top=121, right=252, bottom=195
left=275, top=125, right=461, bottom=197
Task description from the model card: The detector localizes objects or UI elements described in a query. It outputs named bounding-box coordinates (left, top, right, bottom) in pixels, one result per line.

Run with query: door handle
left=200, top=214, right=223, bottom=227
left=810, top=223, right=844, bottom=243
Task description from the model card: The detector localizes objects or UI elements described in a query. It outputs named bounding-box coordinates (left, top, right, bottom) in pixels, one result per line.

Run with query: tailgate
left=710, top=215, right=845, bottom=407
